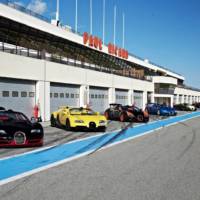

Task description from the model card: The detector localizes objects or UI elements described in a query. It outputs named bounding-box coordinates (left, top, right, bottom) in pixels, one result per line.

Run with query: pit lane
left=0, top=111, right=192, bottom=158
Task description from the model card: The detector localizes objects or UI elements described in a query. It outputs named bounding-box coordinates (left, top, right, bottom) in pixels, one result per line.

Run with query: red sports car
left=0, top=109, right=44, bottom=147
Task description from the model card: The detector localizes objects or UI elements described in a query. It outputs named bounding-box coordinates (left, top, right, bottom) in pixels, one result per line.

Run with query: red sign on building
left=83, top=32, right=102, bottom=50
left=83, top=32, right=128, bottom=60
left=108, top=43, right=128, bottom=59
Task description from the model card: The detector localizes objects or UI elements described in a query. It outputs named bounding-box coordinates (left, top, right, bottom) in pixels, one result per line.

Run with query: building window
left=60, top=93, right=64, bottom=98
left=65, top=93, right=69, bottom=98
left=91, top=94, right=94, bottom=99
left=21, top=91, right=27, bottom=97
left=98, top=94, right=101, bottom=99
left=12, top=91, right=18, bottom=97
left=95, top=94, right=98, bottom=99
left=2, top=91, right=9, bottom=97
left=54, top=93, right=58, bottom=98
left=50, top=93, right=52, bottom=98
left=29, top=92, right=35, bottom=98
left=71, top=93, right=74, bottom=98
left=75, top=94, right=79, bottom=98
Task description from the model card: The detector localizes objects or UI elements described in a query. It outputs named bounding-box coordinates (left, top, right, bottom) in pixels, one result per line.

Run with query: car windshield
left=133, top=106, right=140, bottom=111
left=70, top=108, right=97, bottom=115
left=0, top=112, right=29, bottom=122
left=110, top=104, right=122, bottom=109
left=147, top=104, right=154, bottom=107
left=125, top=106, right=140, bottom=111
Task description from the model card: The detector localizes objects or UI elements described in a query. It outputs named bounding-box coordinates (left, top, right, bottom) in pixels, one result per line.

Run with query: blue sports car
left=146, top=103, right=177, bottom=116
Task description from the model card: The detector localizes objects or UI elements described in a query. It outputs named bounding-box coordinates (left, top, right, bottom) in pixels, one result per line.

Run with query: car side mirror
left=30, top=117, right=37, bottom=123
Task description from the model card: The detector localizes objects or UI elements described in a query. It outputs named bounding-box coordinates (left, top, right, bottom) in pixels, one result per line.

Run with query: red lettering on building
left=107, top=43, right=128, bottom=59
left=89, top=35, right=94, bottom=47
left=83, top=32, right=89, bottom=45
left=83, top=32, right=102, bottom=51
left=83, top=32, right=128, bottom=59
left=98, top=39, right=102, bottom=50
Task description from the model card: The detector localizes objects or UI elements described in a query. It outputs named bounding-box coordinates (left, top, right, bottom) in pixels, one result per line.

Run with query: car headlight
left=74, top=120, right=84, bottom=123
left=0, top=130, right=6, bottom=134
left=31, top=129, right=41, bottom=133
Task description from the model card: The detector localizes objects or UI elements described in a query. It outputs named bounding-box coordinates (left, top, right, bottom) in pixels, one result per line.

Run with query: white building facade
left=0, top=3, right=200, bottom=121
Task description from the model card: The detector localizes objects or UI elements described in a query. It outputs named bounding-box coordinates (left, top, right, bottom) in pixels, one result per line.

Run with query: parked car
left=146, top=103, right=177, bottom=116
left=193, top=102, right=200, bottom=109
left=104, top=104, right=149, bottom=122
left=51, top=106, right=107, bottom=131
left=0, top=107, right=5, bottom=111
left=174, top=103, right=196, bottom=111
left=0, top=109, right=44, bottom=147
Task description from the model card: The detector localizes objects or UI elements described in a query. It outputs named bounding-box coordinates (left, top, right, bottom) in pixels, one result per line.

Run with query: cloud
left=13, top=1, right=25, bottom=7
left=27, top=0, right=47, bottom=15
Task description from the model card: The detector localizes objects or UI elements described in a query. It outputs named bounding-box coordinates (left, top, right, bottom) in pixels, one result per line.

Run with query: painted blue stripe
left=0, top=111, right=200, bottom=181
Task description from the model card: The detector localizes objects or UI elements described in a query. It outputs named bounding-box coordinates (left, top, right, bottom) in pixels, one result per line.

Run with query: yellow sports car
left=51, top=106, right=107, bottom=131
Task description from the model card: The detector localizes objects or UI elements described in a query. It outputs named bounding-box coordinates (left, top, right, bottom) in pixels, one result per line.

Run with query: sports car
left=104, top=104, right=149, bottom=122
left=174, top=103, right=196, bottom=111
left=0, top=109, right=44, bottom=147
left=146, top=103, right=177, bottom=116
left=51, top=106, right=107, bottom=131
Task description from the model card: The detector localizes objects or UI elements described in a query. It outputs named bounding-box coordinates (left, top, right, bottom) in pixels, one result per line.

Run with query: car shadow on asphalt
left=74, top=122, right=134, bottom=156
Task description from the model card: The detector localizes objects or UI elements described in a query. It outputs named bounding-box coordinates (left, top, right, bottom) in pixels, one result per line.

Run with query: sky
left=13, top=0, right=200, bottom=88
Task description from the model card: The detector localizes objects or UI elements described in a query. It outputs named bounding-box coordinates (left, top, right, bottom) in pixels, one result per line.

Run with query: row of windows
left=50, top=93, right=79, bottom=99
left=134, top=96, right=142, bottom=100
left=90, top=94, right=108, bottom=99
left=116, top=95, right=128, bottom=100
left=0, top=91, right=35, bottom=98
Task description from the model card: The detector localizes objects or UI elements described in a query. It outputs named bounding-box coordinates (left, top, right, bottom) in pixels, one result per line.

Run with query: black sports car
left=0, top=109, right=44, bottom=147
left=104, top=104, right=149, bottom=122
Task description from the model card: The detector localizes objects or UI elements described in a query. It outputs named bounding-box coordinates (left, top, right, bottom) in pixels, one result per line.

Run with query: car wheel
left=144, top=117, right=149, bottom=123
left=56, top=115, right=61, bottom=127
left=66, top=119, right=71, bottom=131
left=104, top=111, right=110, bottom=120
left=120, top=113, right=126, bottom=122
left=14, top=131, right=26, bottom=145
left=137, top=114, right=144, bottom=122
left=50, top=115, right=56, bottom=127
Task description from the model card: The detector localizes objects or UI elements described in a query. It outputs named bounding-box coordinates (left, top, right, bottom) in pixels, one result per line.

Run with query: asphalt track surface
left=0, top=114, right=200, bottom=200
left=0, top=114, right=168, bottom=158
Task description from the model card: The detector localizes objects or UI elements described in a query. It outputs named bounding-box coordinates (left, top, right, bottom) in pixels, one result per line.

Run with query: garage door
left=134, top=90, right=143, bottom=109
left=50, top=83, right=80, bottom=113
left=0, top=78, right=36, bottom=119
left=89, top=86, right=109, bottom=113
left=115, top=89, right=128, bottom=105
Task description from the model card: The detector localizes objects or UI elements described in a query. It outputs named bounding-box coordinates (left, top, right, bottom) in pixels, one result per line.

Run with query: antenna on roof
left=51, top=0, right=60, bottom=26
left=56, top=0, right=60, bottom=22
left=90, top=0, right=93, bottom=34
left=102, top=0, right=105, bottom=44
left=122, top=12, right=125, bottom=48
left=113, top=5, right=117, bottom=46
left=75, top=0, right=78, bottom=33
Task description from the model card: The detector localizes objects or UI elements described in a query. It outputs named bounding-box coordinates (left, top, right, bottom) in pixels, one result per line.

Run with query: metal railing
left=0, top=42, right=152, bottom=82
left=0, top=0, right=83, bottom=36
left=0, top=0, right=50, bottom=22
left=155, top=88, right=174, bottom=95
left=178, top=84, right=200, bottom=92
left=0, top=0, right=183, bottom=78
